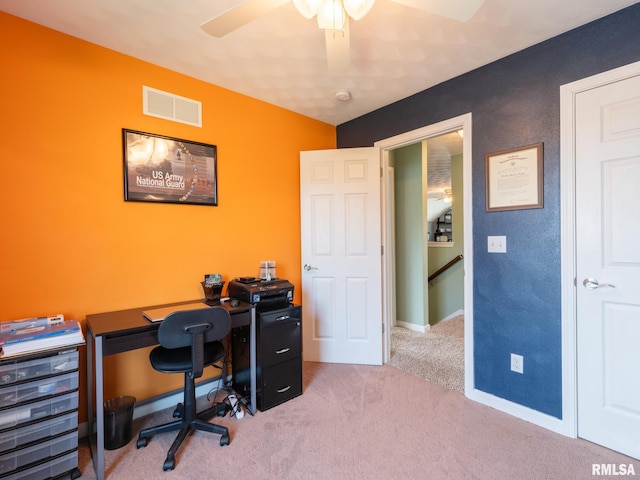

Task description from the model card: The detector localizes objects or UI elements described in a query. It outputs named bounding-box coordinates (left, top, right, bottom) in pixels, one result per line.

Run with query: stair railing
left=428, top=254, right=464, bottom=283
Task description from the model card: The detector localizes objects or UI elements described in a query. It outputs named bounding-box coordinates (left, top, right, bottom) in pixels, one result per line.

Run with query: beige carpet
left=389, top=316, right=464, bottom=392
left=76, top=360, right=636, bottom=480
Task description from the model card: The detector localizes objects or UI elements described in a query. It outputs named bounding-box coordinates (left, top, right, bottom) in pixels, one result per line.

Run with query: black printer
left=228, top=277, right=294, bottom=311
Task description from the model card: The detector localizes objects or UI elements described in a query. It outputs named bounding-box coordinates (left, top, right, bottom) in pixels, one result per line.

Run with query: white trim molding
left=395, top=320, right=429, bottom=333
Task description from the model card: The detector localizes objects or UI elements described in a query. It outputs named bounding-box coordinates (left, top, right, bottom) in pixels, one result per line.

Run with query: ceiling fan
left=201, top=0, right=485, bottom=73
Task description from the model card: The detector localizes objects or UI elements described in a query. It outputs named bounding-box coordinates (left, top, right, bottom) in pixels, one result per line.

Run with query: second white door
left=576, top=72, right=640, bottom=460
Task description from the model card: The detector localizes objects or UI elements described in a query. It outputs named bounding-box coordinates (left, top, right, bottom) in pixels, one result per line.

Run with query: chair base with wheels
left=136, top=306, right=232, bottom=471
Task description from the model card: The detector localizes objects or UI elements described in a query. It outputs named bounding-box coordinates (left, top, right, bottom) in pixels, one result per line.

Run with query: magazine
left=0, top=320, right=85, bottom=358
left=0, top=320, right=80, bottom=346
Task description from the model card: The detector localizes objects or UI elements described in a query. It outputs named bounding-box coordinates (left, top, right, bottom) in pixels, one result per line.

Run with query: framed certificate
left=485, top=143, right=543, bottom=212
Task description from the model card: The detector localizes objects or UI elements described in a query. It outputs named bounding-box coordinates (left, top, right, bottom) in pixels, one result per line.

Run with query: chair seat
left=150, top=340, right=225, bottom=373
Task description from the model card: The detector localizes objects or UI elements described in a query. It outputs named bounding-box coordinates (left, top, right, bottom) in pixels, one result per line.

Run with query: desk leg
left=249, top=307, right=257, bottom=415
left=87, top=331, right=105, bottom=480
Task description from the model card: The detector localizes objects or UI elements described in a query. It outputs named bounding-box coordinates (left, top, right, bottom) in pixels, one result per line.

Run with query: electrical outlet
left=511, top=353, right=524, bottom=374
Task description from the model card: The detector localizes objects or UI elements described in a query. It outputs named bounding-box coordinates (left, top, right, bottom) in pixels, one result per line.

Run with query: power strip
left=227, top=394, right=244, bottom=419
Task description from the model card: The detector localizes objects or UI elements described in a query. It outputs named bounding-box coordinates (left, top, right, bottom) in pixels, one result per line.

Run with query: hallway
left=389, top=315, right=464, bottom=392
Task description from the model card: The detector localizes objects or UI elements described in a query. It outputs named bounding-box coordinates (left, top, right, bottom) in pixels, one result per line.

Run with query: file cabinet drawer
left=0, top=351, right=78, bottom=387
left=259, top=359, right=302, bottom=411
left=260, top=320, right=301, bottom=367
left=259, top=306, right=301, bottom=328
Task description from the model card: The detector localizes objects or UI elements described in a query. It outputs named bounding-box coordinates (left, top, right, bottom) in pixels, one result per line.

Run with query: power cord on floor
left=206, top=377, right=245, bottom=419
left=206, top=376, right=229, bottom=415
left=226, top=394, right=244, bottom=419
left=206, top=375, right=227, bottom=403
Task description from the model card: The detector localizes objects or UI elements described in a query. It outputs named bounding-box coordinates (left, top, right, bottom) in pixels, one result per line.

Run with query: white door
left=576, top=73, right=640, bottom=460
left=300, top=147, right=383, bottom=365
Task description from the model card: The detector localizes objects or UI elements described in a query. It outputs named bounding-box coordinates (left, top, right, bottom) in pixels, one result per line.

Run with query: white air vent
left=143, top=86, right=202, bottom=127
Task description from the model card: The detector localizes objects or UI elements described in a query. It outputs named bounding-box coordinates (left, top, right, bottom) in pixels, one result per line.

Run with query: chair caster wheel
left=220, top=433, right=230, bottom=446
left=136, top=437, right=148, bottom=449
left=163, top=457, right=175, bottom=471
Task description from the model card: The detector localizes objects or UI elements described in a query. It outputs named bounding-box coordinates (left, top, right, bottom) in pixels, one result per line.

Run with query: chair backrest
left=158, top=306, right=232, bottom=378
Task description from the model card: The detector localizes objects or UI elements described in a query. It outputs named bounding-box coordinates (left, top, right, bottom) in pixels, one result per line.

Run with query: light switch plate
left=488, top=236, right=507, bottom=253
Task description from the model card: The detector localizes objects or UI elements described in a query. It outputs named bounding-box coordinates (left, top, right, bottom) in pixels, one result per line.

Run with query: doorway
left=375, top=113, right=474, bottom=396
left=391, top=134, right=463, bottom=332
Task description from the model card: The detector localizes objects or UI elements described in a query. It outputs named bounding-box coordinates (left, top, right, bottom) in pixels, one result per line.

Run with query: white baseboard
left=395, top=321, right=429, bottom=333
left=440, top=309, right=464, bottom=323
left=394, top=310, right=464, bottom=333
left=78, top=378, right=225, bottom=439
left=467, top=388, right=571, bottom=437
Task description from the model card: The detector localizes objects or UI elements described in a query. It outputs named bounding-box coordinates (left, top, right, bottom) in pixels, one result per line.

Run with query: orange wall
left=0, top=13, right=335, bottom=421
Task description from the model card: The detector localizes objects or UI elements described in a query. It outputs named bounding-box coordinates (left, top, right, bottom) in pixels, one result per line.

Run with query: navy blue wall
left=337, top=5, right=640, bottom=419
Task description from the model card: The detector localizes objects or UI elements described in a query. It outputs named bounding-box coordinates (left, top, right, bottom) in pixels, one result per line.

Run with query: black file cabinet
left=232, top=304, right=302, bottom=411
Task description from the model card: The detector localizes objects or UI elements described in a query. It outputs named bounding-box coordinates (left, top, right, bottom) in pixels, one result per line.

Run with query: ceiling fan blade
left=325, top=19, right=350, bottom=74
left=201, top=0, right=290, bottom=37
left=391, top=0, right=484, bottom=22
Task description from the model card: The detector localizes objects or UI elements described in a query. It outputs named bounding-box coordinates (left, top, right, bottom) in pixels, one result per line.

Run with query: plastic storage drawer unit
left=0, top=391, right=78, bottom=430
left=0, top=412, right=78, bottom=453
left=0, top=351, right=78, bottom=386
left=0, top=347, right=81, bottom=480
left=0, top=431, right=77, bottom=474
left=1, top=450, right=77, bottom=480
left=0, top=373, right=79, bottom=408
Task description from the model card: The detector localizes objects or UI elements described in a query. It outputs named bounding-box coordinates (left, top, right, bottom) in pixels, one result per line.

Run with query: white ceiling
left=0, top=0, right=636, bottom=126
left=426, top=131, right=461, bottom=194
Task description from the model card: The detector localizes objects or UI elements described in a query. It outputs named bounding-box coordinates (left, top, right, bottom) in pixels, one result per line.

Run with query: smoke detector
left=334, top=91, right=352, bottom=102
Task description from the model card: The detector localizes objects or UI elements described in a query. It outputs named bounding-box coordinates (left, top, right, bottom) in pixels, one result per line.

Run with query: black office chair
left=136, top=306, right=232, bottom=471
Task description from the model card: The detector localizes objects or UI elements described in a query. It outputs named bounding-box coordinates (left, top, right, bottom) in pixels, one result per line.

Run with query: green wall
left=393, top=143, right=426, bottom=327
left=428, top=154, right=464, bottom=324
left=394, top=147, right=465, bottom=328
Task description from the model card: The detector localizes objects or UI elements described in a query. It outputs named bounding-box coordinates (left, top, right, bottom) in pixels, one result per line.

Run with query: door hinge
left=381, top=245, right=384, bottom=256
left=382, top=323, right=385, bottom=333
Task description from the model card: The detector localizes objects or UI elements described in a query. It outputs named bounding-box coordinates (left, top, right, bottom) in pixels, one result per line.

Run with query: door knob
left=303, top=264, right=318, bottom=271
left=582, top=278, right=616, bottom=289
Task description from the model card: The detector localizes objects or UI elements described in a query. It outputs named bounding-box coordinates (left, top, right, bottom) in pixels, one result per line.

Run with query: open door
left=300, top=147, right=383, bottom=365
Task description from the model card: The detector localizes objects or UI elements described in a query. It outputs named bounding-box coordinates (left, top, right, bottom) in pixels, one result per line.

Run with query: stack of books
left=0, top=315, right=85, bottom=358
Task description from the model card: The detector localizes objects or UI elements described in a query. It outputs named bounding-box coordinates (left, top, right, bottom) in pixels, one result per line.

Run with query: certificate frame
left=485, top=143, right=543, bottom=212
left=123, top=129, right=217, bottom=206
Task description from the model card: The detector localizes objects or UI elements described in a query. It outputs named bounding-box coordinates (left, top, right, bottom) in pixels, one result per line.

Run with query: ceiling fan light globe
left=293, top=0, right=322, bottom=19
left=343, top=0, right=375, bottom=20
left=317, top=0, right=346, bottom=30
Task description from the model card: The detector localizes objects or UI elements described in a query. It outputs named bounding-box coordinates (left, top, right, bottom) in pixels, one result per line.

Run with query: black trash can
left=104, top=395, right=136, bottom=450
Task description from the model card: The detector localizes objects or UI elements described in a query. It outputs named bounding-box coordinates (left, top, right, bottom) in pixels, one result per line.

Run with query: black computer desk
left=85, top=299, right=256, bottom=480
